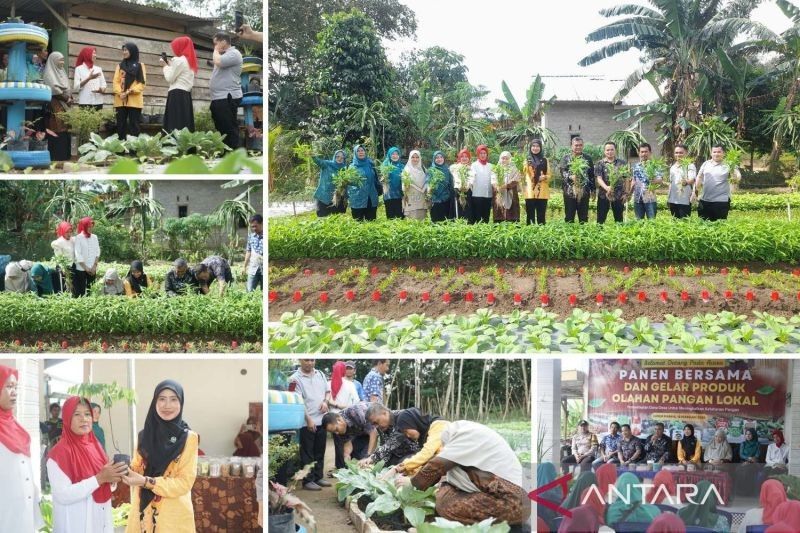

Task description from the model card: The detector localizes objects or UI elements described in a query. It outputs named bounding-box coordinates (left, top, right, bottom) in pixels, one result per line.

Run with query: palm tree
left=579, top=0, right=763, bottom=150
left=346, top=96, right=390, bottom=157
left=437, top=82, right=489, bottom=151
left=608, top=125, right=648, bottom=159
left=213, top=199, right=256, bottom=266
left=495, top=75, right=558, bottom=148
left=106, top=180, right=165, bottom=259
left=43, top=180, right=96, bottom=221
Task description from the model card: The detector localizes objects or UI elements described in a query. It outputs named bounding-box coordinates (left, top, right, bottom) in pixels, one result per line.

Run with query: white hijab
left=438, top=420, right=522, bottom=489
left=403, top=150, right=426, bottom=183
left=43, top=51, right=70, bottom=97
left=102, top=268, right=124, bottom=295
left=4, top=261, right=33, bottom=293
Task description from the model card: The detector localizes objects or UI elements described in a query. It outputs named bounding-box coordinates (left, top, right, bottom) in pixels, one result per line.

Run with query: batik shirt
left=644, top=434, right=672, bottom=462
left=600, top=432, right=622, bottom=455
left=339, top=402, right=374, bottom=441
left=618, top=436, right=643, bottom=462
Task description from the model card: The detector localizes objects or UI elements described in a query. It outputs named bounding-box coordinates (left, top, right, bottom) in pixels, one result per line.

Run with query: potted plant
left=4, top=130, right=29, bottom=151
left=68, top=382, right=137, bottom=466
left=268, top=435, right=316, bottom=532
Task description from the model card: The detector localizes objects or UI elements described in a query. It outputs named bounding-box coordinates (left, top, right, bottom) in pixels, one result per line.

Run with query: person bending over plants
left=164, top=258, right=199, bottom=297
left=193, top=256, right=233, bottom=296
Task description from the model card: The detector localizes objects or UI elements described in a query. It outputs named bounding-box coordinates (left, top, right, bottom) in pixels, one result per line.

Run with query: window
left=178, top=205, right=188, bottom=218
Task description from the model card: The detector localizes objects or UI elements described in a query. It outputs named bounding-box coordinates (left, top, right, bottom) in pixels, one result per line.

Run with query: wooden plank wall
left=67, top=3, right=217, bottom=114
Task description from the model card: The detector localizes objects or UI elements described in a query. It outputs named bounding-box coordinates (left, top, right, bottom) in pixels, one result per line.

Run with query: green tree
left=437, top=82, right=490, bottom=151
left=495, top=75, right=558, bottom=149
left=400, top=46, right=469, bottom=99
left=106, top=181, right=165, bottom=259
left=43, top=181, right=97, bottom=222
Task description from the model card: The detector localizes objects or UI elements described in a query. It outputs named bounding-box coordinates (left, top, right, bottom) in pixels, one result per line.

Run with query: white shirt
left=0, top=441, right=43, bottom=533
left=668, top=162, right=696, bottom=205
left=163, top=55, right=195, bottom=93
left=47, top=459, right=113, bottom=533
left=698, top=160, right=739, bottom=202
left=73, top=64, right=107, bottom=106
left=330, top=379, right=359, bottom=411
left=766, top=442, right=789, bottom=467
left=73, top=233, right=100, bottom=272
left=51, top=237, right=75, bottom=260
left=470, top=161, right=494, bottom=198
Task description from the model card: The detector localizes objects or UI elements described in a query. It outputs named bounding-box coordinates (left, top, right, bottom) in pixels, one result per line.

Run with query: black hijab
left=527, top=139, right=547, bottom=183
left=137, top=380, right=190, bottom=512
left=120, top=42, right=145, bottom=91
left=681, top=424, right=697, bottom=457
left=125, top=260, right=148, bottom=294
left=394, top=408, right=439, bottom=445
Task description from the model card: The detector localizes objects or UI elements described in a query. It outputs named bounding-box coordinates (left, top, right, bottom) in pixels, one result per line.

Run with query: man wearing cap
left=562, top=420, right=599, bottom=474
left=345, top=361, right=367, bottom=401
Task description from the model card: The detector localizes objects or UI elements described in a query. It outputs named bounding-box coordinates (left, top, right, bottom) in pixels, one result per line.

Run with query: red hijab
left=595, top=461, right=617, bottom=498
left=457, top=148, right=472, bottom=162
left=77, top=217, right=93, bottom=237
left=476, top=145, right=489, bottom=165
left=48, top=396, right=111, bottom=503
left=56, top=221, right=73, bottom=239
left=76, top=47, right=95, bottom=69
left=773, top=430, right=785, bottom=447
left=646, top=512, right=686, bottom=533
left=767, top=501, right=800, bottom=533
left=650, top=469, right=677, bottom=504
left=0, top=366, right=31, bottom=456
left=762, top=479, right=788, bottom=524
left=330, top=361, right=346, bottom=399
left=558, top=504, right=601, bottom=533
left=580, top=486, right=605, bottom=524
left=171, top=36, right=199, bottom=73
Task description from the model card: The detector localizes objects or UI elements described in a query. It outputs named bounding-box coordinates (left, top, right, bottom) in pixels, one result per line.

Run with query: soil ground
left=301, top=436, right=356, bottom=533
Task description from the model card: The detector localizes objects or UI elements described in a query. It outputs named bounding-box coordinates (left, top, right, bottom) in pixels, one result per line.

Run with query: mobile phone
left=113, top=453, right=131, bottom=467
left=235, top=10, right=244, bottom=33
left=160, top=52, right=169, bottom=63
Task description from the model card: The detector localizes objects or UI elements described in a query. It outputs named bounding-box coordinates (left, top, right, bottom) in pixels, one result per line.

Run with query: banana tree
left=495, top=75, right=558, bottom=149
left=106, top=180, right=165, bottom=259
left=213, top=199, right=255, bottom=266
left=347, top=96, right=390, bottom=157
left=43, top=180, right=97, bottom=221
left=436, top=82, right=489, bottom=151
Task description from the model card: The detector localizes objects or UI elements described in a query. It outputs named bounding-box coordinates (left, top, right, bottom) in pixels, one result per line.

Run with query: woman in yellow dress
left=124, top=380, right=197, bottom=532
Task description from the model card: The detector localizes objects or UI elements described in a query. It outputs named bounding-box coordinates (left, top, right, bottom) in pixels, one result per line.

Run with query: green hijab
left=740, top=428, right=760, bottom=459
left=678, top=479, right=723, bottom=529
left=31, top=263, right=54, bottom=295
left=606, top=472, right=660, bottom=527
left=561, top=471, right=597, bottom=509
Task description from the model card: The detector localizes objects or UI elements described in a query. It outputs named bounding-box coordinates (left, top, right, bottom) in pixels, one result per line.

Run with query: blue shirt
left=353, top=380, right=366, bottom=401
left=246, top=231, right=263, bottom=256
left=632, top=161, right=662, bottom=203
left=363, top=369, right=384, bottom=402
left=601, top=432, right=622, bottom=454
left=313, top=152, right=346, bottom=205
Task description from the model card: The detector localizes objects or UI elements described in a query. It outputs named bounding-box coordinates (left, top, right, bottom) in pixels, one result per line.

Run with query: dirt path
left=300, top=436, right=356, bottom=533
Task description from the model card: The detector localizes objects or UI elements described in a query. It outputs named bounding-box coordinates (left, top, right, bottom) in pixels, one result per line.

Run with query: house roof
left=541, top=75, right=659, bottom=107
left=0, top=0, right=218, bottom=24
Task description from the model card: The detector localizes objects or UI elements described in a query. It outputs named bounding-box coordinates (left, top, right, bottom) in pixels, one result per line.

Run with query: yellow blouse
left=123, top=275, right=156, bottom=298
left=677, top=440, right=702, bottom=463
left=127, top=431, right=198, bottom=533
left=523, top=164, right=550, bottom=199
left=113, top=64, right=147, bottom=109
left=399, top=420, right=449, bottom=475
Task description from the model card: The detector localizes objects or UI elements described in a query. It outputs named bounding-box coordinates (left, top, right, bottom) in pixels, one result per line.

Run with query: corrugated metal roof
left=541, top=75, right=660, bottom=106
left=0, top=0, right=218, bottom=24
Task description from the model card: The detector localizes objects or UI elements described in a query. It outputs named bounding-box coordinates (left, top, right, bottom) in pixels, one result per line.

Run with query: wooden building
left=0, top=1, right=260, bottom=114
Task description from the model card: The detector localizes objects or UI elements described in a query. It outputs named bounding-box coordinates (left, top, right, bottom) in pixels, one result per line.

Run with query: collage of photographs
left=3, top=0, right=800, bottom=532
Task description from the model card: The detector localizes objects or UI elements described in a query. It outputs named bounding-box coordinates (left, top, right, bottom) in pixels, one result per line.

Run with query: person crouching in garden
left=165, top=258, right=199, bottom=297
left=31, top=263, right=58, bottom=296
left=322, top=402, right=377, bottom=467
left=124, top=260, right=153, bottom=297
left=425, top=151, right=454, bottom=223
left=73, top=217, right=100, bottom=297
left=193, top=256, right=233, bottom=296
left=101, top=269, right=125, bottom=296
left=372, top=407, right=449, bottom=479
left=4, top=260, right=35, bottom=294
left=243, top=214, right=263, bottom=292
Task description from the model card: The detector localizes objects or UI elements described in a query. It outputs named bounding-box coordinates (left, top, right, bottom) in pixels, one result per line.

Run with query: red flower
left=458, top=266, right=465, bottom=274
left=292, top=291, right=302, bottom=303
left=724, top=290, right=733, bottom=300
left=465, top=291, right=474, bottom=302
left=720, top=267, right=729, bottom=275
left=303, top=268, right=312, bottom=276
left=398, top=290, right=408, bottom=301
left=680, top=291, right=689, bottom=302
left=596, top=293, right=604, bottom=304
left=746, top=290, right=755, bottom=301
left=268, top=291, right=278, bottom=303
left=623, top=266, right=630, bottom=274
left=232, top=341, right=239, bottom=349
left=701, top=290, right=710, bottom=301
left=345, top=290, right=355, bottom=301
left=540, top=294, right=550, bottom=306
left=320, top=292, right=329, bottom=303
left=513, top=293, right=522, bottom=304
left=61, top=340, right=69, bottom=349
left=371, top=290, right=381, bottom=302
left=328, top=268, right=336, bottom=276
left=618, top=292, right=628, bottom=304
left=637, top=291, right=646, bottom=302
left=659, top=291, right=668, bottom=302
left=442, top=293, right=451, bottom=304
left=771, top=291, right=780, bottom=301
left=668, top=267, right=676, bottom=277
left=487, top=292, right=496, bottom=304
left=569, top=294, right=577, bottom=306
left=421, top=292, right=430, bottom=302
left=370, top=266, right=379, bottom=276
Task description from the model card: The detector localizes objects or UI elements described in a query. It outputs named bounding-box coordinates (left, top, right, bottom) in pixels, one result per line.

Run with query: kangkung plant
left=604, top=162, right=630, bottom=201
left=643, top=157, right=667, bottom=192
left=426, top=167, right=447, bottom=202
left=456, top=165, right=470, bottom=208
left=568, top=156, right=590, bottom=200
left=332, top=167, right=364, bottom=206
left=379, top=162, right=396, bottom=185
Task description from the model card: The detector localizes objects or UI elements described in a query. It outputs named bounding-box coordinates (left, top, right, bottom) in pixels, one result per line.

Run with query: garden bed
left=348, top=497, right=406, bottom=533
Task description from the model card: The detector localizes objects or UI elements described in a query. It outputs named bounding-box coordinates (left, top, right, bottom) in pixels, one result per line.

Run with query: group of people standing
left=286, top=359, right=530, bottom=527
left=312, top=138, right=741, bottom=225
left=0, top=366, right=199, bottom=532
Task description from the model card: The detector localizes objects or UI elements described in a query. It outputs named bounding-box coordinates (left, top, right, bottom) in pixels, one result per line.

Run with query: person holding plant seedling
left=559, top=137, right=595, bottom=223
left=668, top=143, right=697, bottom=218
left=47, top=396, right=127, bottom=533
left=631, top=143, right=664, bottom=220
left=381, top=147, right=406, bottom=219
left=425, top=151, right=454, bottom=222
left=73, top=47, right=106, bottom=110
left=378, top=407, right=448, bottom=477
left=695, top=144, right=741, bottom=221
left=0, top=365, right=44, bottom=532
left=124, top=260, right=153, bottom=297
left=165, top=258, right=199, bottom=297
left=362, top=403, right=423, bottom=468
left=524, top=139, right=550, bottom=225
left=595, top=141, right=629, bottom=223
left=243, top=214, right=263, bottom=292
left=194, top=255, right=233, bottom=296
left=42, top=51, right=73, bottom=162
left=492, top=151, right=520, bottom=222
left=403, top=150, right=427, bottom=220
left=113, top=42, right=147, bottom=140
left=449, top=148, right=473, bottom=220
left=313, top=149, right=348, bottom=217
left=469, top=144, right=495, bottom=223
left=348, top=145, right=382, bottom=221
left=31, top=263, right=57, bottom=296
left=51, top=221, right=75, bottom=293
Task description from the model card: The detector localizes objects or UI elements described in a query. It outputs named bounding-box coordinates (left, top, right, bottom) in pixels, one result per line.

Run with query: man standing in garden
left=209, top=32, right=243, bottom=150
left=363, top=359, right=389, bottom=403
left=345, top=361, right=366, bottom=401
left=559, top=137, right=595, bottom=223
left=631, top=143, right=663, bottom=219
left=243, top=214, right=263, bottom=292
left=289, top=359, right=333, bottom=491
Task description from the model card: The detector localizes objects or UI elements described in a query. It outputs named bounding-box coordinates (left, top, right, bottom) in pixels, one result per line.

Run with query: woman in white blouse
left=469, top=144, right=495, bottom=223
left=47, top=396, right=128, bottom=533
left=403, top=150, right=427, bottom=220
left=695, top=144, right=741, bottom=221
left=51, top=221, right=75, bottom=293
left=0, top=365, right=43, bottom=533
left=73, top=47, right=106, bottom=110
left=73, top=217, right=100, bottom=298
left=764, top=430, right=790, bottom=477
left=161, top=36, right=198, bottom=132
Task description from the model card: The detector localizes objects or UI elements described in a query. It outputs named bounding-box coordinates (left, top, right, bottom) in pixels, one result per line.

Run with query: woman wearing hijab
left=386, top=408, right=447, bottom=476
left=738, top=480, right=787, bottom=533
left=329, top=361, right=359, bottom=411
left=403, top=150, right=427, bottom=220
left=42, top=51, right=73, bottom=161
left=162, top=36, right=197, bottom=132
left=381, top=147, right=405, bottom=219
left=705, top=429, right=733, bottom=465
left=426, top=151, right=454, bottom=222
left=123, top=260, right=153, bottom=297
left=399, top=420, right=529, bottom=525
left=537, top=462, right=565, bottom=531
left=51, top=221, right=75, bottom=292
left=73, top=217, right=100, bottom=298
left=605, top=472, right=660, bottom=528
left=492, top=150, right=520, bottom=222
left=765, top=430, right=790, bottom=477
left=47, top=396, right=127, bottom=533
left=765, top=500, right=800, bottom=533
left=678, top=479, right=730, bottom=532
left=647, top=512, right=686, bottom=533
left=736, top=428, right=762, bottom=497
left=595, top=461, right=617, bottom=500
left=0, top=365, right=44, bottom=532
left=4, top=260, right=35, bottom=293
left=113, top=42, right=147, bottom=139
left=449, top=148, right=473, bottom=220
left=649, top=469, right=677, bottom=504
left=558, top=504, right=602, bottom=533
left=561, top=471, right=597, bottom=510
left=73, top=46, right=106, bottom=110
left=101, top=269, right=125, bottom=296
left=313, top=149, right=348, bottom=217
left=677, top=424, right=702, bottom=466
left=31, top=263, right=56, bottom=296
left=348, top=145, right=381, bottom=221
left=524, top=139, right=550, bottom=224
left=124, top=380, right=198, bottom=533
left=469, top=145, right=494, bottom=223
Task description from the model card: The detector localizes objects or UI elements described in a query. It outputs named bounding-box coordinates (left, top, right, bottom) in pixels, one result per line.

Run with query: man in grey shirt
left=289, top=359, right=332, bottom=490
left=209, top=32, right=243, bottom=150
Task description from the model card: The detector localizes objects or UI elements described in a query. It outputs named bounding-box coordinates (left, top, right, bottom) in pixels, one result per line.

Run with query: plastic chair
left=717, top=509, right=734, bottom=530
left=612, top=522, right=652, bottom=533
left=745, top=526, right=769, bottom=533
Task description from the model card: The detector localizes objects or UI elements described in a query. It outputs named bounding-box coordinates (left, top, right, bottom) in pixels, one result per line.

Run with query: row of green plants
left=78, top=129, right=231, bottom=164
left=0, top=339, right=261, bottom=353
left=268, top=216, right=800, bottom=263
left=1, top=290, right=262, bottom=338
left=269, top=308, right=800, bottom=353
